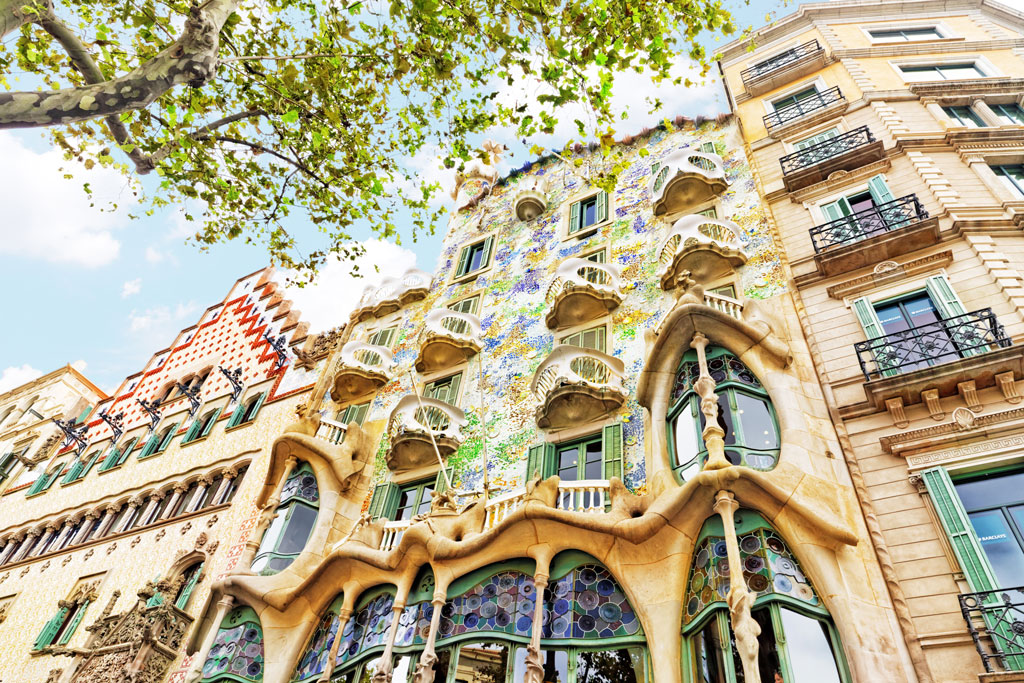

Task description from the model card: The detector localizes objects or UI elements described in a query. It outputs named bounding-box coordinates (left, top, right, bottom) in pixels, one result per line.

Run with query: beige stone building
left=0, top=268, right=340, bottom=683
left=178, top=118, right=919, bottom=683
left=718, top=1, right=1024, bottom=681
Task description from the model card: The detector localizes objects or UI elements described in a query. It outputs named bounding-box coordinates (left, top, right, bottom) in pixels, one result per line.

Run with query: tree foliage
left=0, top=0, right=740, bottom=277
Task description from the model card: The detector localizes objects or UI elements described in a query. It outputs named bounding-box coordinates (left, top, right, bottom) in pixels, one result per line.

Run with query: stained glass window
left=439, top=571, right=536, bottom=640
left=336, top=592, right=396, bottom=666
left=542, top=565, right=640, bottom=640
left=201, top=606, right=265, bottom=682
left=252, top=462, right=319, bottom=575
left=683, top=521, right=818, bottom=626
left=293, top=596, right=343, bottom=682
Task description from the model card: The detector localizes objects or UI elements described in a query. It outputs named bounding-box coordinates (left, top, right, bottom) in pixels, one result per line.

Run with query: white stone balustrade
left=416, top=309, right=484, bottom=372
left=556, top=480, right=609, bottom=513
left=658, top=214, right=749, bottom=285
left=330, top=341, right=394, bottom=402
left=702, top=291, right=744, bottom=320
left=315, top=418, right=348, bottom=445
left=533, top=346, right=626, bottom=401
left=386, top=395, right=468, bottom=471
left=545, top=258, right=623, bottom=311
left=649, top=150, right=728, bottom=216
left=352, top=268, right=432, bottom=321
left=338, top=341, right=394, bottom=374
left=378, top=519, right=412, bottom=552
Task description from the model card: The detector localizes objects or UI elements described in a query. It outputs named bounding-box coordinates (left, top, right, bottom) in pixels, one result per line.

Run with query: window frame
left=867, top=25, right=946, bottom=42
left=991, top=103, right=1024, bottom=126
left=565, top=190, right=611, bottom=239
left=447, top=294, right=481, bottom=316
left=992, top=164, right=1024, bottom=199
left=558, top=323, right=609, bottom=354
left=942, top=104, right=986, bottom=128
left=891, top=56, right=997, bottom=84
left=251, top=462, right=319, bottom=575
left=337, top=401, right=370, bottom=426
left=451, top=235, right=496, bottom=282
left=422, top=372, right=464, bottom=407
left=393, top=478, right=437, bottom=521
left=367, top=325, right=398, bottom=348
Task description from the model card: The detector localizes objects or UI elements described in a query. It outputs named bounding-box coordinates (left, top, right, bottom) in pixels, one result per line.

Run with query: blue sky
left=0, top=0, right=786, bottom=394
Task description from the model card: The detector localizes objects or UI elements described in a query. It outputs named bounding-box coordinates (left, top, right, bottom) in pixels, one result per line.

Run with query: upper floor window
left=708, top=284, right=737, bottom=298
left=424, top=374, right=461, bottom=406
left=367, top=468, right=451, bottom=521
left=182, top=407, right=222, bottom=444
left=367, top=326, right=397, bottom=348
left=870, top=26, right=943, bottom=42
left=991, top=104, right=1024, bottom=126
left=455, top=237, right=494, bottom=279
left=668, top=348, right=778, bottom=481
left=227, top=391, right=266, bottom=429
left=448, top=295, right=480, bottom=315
left=0, top=446, right=27, bottom=484
left=993, top=165, right=1024, bottom=198
left=568, top=192, right=608, bottom=236
left=559, top=325, right=607, bottom=353
left=395, top=479, right=435, bottom=520
left=139, top=421, right=180, bottom=459
left=251, top=462, right=319, bottom=575
left=793, top=127, right=837, bottom=150
left=943, top=105, right=985, bottom=128
left=771, top=86, right=818, bottom=111
left=582, top=249, right=606, bottom=264
left=337, top=401, right=370, bottom=426
left=525, top=423, right=623, bottom=485
left=900, top=62, right=986, bottom=82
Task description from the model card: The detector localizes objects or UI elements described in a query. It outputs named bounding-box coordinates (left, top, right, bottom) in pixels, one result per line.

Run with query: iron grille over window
left=741, top=40, right=821, bottom=83
left=779, top=126, right=875, bottom=176
left=763, top=86, right=844, bottom=132
left=959, top=588, right=1024, bottom=672
left=809, top=194, right=928, bottom=252
left=854, top=308, right=1010, bottom=380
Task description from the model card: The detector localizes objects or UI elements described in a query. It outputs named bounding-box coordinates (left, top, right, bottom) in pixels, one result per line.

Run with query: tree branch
left=145, top=109, right=268, bottom=168
left=208, top=134, right=330, bottom=188
left=220, top=53, right=362, bottom=62
left=0, top=0, right=43, bottom=40
left=0, top=0, right=239, bottom=129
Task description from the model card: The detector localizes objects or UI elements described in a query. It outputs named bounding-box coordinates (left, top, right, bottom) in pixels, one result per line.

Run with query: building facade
left=180, top=117, right=915, bottom=683
left=0, top=268, right=340, bottom=683
left=718, top=1, right=1024, bottom=681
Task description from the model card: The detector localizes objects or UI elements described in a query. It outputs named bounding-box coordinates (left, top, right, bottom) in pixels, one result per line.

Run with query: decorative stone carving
left=331, top=341, right=395, bottom=402
left=386, top=395, right=467, bottom=471
left=886, top=397, right=909, bottom=429
left=649, top=150, right=728, bottom=215
left=532, top=346, right=627, bottom=429
left=658, top=215, right=748, bottom=285
left=952, top=407, right=977, bottom=430
left=922, top=389, right=944, bottom=421
left=996, top=371, right=1021, bottom=403
left=958, top=380, right=982, bottom=412
left=544, top=258, right=623, bottom=330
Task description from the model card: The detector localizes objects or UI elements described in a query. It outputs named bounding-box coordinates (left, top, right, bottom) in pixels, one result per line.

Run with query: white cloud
left=121, top=278, right=142, bottom=298
left=0, top=134, right=134, bottom=267
left=0, top=365, right=43, bottom=394
left=144, top=247, right=164, bottom=263
left=70, top=359, right=88, bottom=373
left=284, top=239, right=418, bottom=333
left=128, top=302, right=199, bottom=353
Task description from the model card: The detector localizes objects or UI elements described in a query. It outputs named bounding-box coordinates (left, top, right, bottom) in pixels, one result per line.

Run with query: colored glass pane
left=542, top=565, right=640, bottom=640
left=293, top=611, right=340, bottom=681
left=336, top=593, right=395, bottom=666
left=202, top=607, right=265, bottom=682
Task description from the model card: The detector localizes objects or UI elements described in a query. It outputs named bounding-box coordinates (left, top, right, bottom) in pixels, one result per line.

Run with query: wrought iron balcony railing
left=763, top=86, right=844, bottom=132
left=855, top=308, right=1011, bottom=381
left=780, top=126, right=876, bottom=176
left=741, top=40, right=821, bottom=83
left=960, top=587, right=1024, bottom=673
left=809, top=194, right=928, bottom=253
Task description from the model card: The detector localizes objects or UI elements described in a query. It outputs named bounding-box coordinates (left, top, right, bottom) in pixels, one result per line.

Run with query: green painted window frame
left=251, top=462, right=319, bottom=576
left=942, top=105, right=985, bottom=128
left=455, top=237, right=494, bottom=279
left=699, top=141, right=717, bottom=154
left=696, top=206, right=718, bottom=219
left=183, top=407, right=223, bottom=445
left=0, top=447, right=25, bottom=483
left=525, top=424, right=622, bottom=484
left=337, top=401, right=370, bottom=426
left=367, top=326, right=397, bottom=348
left=568, top=191, right=609, bottom=236
left=174, top=561, right=204, bottom=610
left=393, top=478, right=437, bottom=521
left=27, top=461, right=66, bottom=496
left=559, top=325, right=607, bottom=353
left=793, top=127, right=838, bottom=150
left=200, top=605, right=265, bottom=683
left=424, top=374, right=462, bottom=406
left=62, top=450, right=102, bottom=485
left=448, top=295, right=480, bottom=315
left=229, top=391, right=267, bottom=428
left=99, top=436, right=140, bottom=472
left=666, top=347, right=779, bottom=482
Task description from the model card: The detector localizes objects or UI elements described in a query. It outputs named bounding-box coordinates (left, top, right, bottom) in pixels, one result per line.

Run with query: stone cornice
left=784, top=157, right=892, bottom=204
left=835, top=38, right=1024, bottom=59
left=826, top=250, right=953, bottom=300
left=882, top=405, right=1024, bottom=455
left=909, top=77, right=1024, bottom=100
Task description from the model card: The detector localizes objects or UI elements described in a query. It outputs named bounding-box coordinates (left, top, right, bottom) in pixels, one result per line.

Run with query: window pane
left=558, top=445, right=579, bottom=481
left=994, top=165, right=1024, bottom=198
left=779, top=608, right=842, bottom=683
left=731, top=608, right=783, bottom=683
left=673, top=405, right=702, bottom=479
left=735, top=393, right=778, bottom=451
left=968, top=510, right=1024, bottom=587
left=584, top=441, right=603, bottom=480
left=416, top=484, right=435, bottom=516
left=513, top=646, right=568, bottom=683
left=392, top=654, right=414, bottom=683
left=277, top=503, right=317, bottom=555
left=396, top=487, right=418, bottom=521
left=940, top=63, right=983, bottom=79
left=716, top=395, right=734, bottom=446
left=955, top=471, right=1024, bottom=510
left=582, top=198, right=598, bottom=228
left=693, top=618, right=729, bottom=683
left=455, top=641, right=509, bottom=683
left=576, top=648, right=643, bottom=683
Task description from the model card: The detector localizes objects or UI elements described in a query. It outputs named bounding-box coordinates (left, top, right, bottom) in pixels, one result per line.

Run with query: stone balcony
left=740, top=39, right=828, bottom=97
left=330, top=341, right=393, bottom=403
left=545, top=258, right=623, bottom=330
left=415, top=309, right=483, bottom=373
left=385, top=395, right=467, bottom=472
left=779, top=126, right=884, bottom=193
left=512, top=176, right=548, bottom=221
left=650, top=151, right=728, bottom=216
left=350, top=268, right=431, bottom=322
left=658, top=215, right=748, bottom=286
left=532, top=346, right=626, bottom=429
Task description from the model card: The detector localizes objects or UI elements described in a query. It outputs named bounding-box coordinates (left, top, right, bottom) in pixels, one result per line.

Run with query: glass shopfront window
left=955, top=469, right=1024, bottom=587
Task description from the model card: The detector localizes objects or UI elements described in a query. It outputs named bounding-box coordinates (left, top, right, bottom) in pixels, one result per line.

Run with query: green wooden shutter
left=369, top=482, right=398, bottom=519
left=183, top=419, right=203, bottom=444
left=852, top=297, right=899, bottom=378
left=226, top=402, right=245, bottom=428
left=158, top=423, right=180, bottom=452
left=27, top=470, right=50, bottom=495
left=42, top=465, right=63, bottom=491
left=434, top=466, right=454, bottom=494
left=117, top=437, right=138, bottom=466
left=61, top=459, right=83, bottom=485
left=243, top=393, right=267, bottom=423
left=33, top=606, right=69, bottom=649
left=602, top=423, right=624, bottom=481
left=478, top=236, right=493, bottom=272
left=526, top=444, right=545, bottom=481
left=175, top=563, right=204, bottom=610
left=542, top=443, right=557, bottom=479
left=456, top=244, right=472, bottom=277
left=922, top=467, right=999, bottom=591
left=200, top=408, right=223, bottom=437
left=867, top=174, right=896, bottom=205
left=596, top=191, right=608, bottom=224
left=569, top=200, right=581, bottom=235
left=57, top=601, right=89, bottom=645
left=925, top=275, right=986, bottom=357
left=146, top=576, right=164, bottom=608
left=820, top=198, right=850, bottom=222
left=79, top=451, right=101, bottom=478
left=99, top=445, right=121, bottom=471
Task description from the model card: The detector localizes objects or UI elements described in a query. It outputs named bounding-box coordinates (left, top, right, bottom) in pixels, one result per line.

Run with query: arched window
left=183, top=407, right=222, bottom=444
left=293, top=594, right=346, bottom=681
left=173, top=561, right=204, bottom=610
left=200, top=605, right=265, bottom=682
left=683, top=512, right=847, bottom=683
left=327, top=557, right=646, bottom=683
left=227, top=392, right=267, bottom=429
left=667, top=347, right=779, bottom=481
left=251, top=462, right=319, bottom=575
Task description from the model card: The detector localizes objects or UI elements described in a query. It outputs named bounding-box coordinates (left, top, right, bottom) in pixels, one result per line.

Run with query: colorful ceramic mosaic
left=684, top=526, right=818, bottom=625
left=438, top=570, right=536, bottom=640
left=202, top=606, right=266, bottom=682
left=542, top=565, right=641, bottom=639
left=336, top=592, right=395, bottom=665
left=293, top=610, right=340, bottom=681
left=349, top=119, right=783, bottom=502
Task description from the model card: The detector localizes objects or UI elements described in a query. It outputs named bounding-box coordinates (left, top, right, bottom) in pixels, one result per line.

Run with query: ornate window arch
left=251, top=461, right=319, bottom=575
left=682, top=512, right=847, bottom=683
left=200, top=604, right=265, bottom=682
left=667, top=346, right=779, bottom=481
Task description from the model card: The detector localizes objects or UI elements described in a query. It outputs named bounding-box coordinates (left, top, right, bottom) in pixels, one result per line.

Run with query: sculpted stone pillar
left=0, top=538, right=14, bottom=564
left=139, top=492, right=165, bottom=527
left=95, top=507, right=118, bottom=537
left=212, top=469, right=237, bottom=505
left=1, top=533, right=25, bottom=564
left=317, top=607, right=352, bottom=682
left=714, top=491, right=760, bottom=682
left=191, top=476, right=214, bottom=513
left=523, top=571, right=550, bottom=683
left=236, top=456, right=298, bottom=573
left=117, top=498, right=143, bottom=533
left=11, top=529, right=41, bottom=562
left=412, top=592, right=447, bottom=683
left=691, top=333, right=729, bottom=470
left=161, top=485, right=187, bottom=520
left=74, top=512, right=101, bottom=544
left=32, top=525, right=59, bottom=557
left=372, top=601, right=406, bottom=683
left=973, top=98, right=1003, bottom=127
left=185, top=595, right=235, bottom=683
